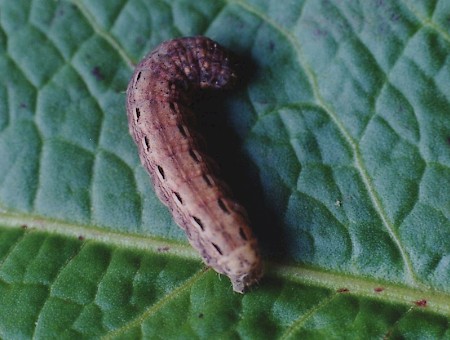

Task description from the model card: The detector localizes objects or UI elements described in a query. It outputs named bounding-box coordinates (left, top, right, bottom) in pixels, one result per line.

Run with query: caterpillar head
left=198, top=40, right=238, bottom=90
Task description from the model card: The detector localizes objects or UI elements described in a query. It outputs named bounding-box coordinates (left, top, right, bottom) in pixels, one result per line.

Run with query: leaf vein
left=69, top=0, right=134, bottom=69
left=280, top=293, right=337, bottom=340
left=403, top=0, right=450, bottom=46
left=101, top=269, right=206, bottom=339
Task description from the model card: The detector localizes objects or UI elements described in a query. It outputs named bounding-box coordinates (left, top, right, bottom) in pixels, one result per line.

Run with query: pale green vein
left=32, top=242, right=88, bottom=339
left=1, top=213, right=449, bottom=317
left=403, top=0, right=450, bottom=46
left=267, top=263, right=450, bottom=317
left=101, top=269, right=206, bottom=339
left=0, top=228, right=27, bottom=269
left=0, top=211, right=199, bottom=260
left=230, top=0, right=418, bottom=286
left=280, top=294, right=337, bottom=340
left=382, top=306, right=415, bottom=340
left=69, top=0, right=135, bottom=69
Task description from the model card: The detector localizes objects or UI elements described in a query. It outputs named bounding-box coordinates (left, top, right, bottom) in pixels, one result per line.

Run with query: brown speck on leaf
left=390, top=12, right=401, bottom=22
left=374, top=287, right=384, bottom=293
left=415, top=299, right=427, bottom=307
left=157, top=246, right=170, bottom=253
left=313, top=28, right=328, bottom=37
left=91, top=66, right=104, bottom=81
left=337, top=288, right=350, bottom=293
left=135, top=36, right=146, bottom=48
left=78, top=235, right=85, bottom=241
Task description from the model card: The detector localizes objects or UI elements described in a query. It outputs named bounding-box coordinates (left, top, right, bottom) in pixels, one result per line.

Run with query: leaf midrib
left=1, top=212, right=449, bottom=317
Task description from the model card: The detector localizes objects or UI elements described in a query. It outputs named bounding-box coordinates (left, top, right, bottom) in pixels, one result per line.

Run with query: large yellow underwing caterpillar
left=126, top=36, right=262, bottom=293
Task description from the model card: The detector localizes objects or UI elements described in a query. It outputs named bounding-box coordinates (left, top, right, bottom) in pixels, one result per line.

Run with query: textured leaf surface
left=0, top=0, right=449, bottom=338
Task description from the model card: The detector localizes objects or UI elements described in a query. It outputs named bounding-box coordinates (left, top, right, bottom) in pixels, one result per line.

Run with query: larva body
left=126, top=36, right=262, bottom=293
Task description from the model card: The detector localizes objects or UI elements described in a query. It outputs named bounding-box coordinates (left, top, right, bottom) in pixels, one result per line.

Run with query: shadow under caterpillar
left=126, top=36, right=262, bottom=293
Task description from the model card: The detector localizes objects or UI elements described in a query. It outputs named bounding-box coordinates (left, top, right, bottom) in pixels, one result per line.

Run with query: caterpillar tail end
left=230, top=264, right=264, bottom=294
left=217, top=242, right=263, bottom=293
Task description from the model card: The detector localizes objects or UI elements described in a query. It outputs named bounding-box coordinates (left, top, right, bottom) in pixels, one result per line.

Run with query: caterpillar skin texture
left=126, top=36, right=262, bottom=293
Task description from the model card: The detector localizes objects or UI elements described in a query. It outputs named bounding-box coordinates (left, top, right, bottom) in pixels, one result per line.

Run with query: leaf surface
left=0, top=0, right=449, bottom=338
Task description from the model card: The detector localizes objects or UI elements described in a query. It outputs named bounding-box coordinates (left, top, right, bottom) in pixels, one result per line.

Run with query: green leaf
left=1, top=0, right=449, bottom=338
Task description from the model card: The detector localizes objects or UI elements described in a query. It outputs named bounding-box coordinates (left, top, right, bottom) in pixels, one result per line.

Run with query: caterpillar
left=126, top=36, right=262, bottom=293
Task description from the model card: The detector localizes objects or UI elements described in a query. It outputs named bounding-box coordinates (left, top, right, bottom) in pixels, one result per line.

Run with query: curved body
left=126, top=36, right=262, bottom=292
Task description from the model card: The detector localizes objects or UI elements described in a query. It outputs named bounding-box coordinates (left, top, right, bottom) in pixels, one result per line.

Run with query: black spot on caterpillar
left=126, top=36, right=262, bottom=293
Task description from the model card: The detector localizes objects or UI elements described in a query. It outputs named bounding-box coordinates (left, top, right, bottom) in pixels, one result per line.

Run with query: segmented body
left=126, top=36, right=262, bottom=293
